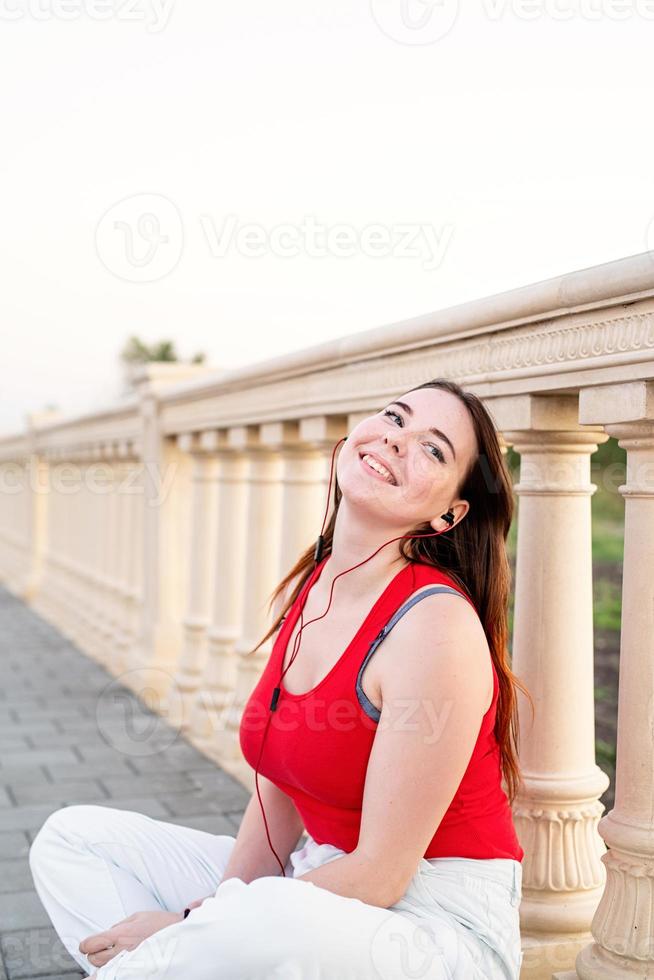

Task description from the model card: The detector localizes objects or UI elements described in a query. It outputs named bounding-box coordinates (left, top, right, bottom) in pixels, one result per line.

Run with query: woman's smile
left=359, top=453, right=397, bottom=486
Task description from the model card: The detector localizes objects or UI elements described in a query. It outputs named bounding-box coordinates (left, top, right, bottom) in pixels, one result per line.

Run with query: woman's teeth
left=362, top=454, right=395, bottom=484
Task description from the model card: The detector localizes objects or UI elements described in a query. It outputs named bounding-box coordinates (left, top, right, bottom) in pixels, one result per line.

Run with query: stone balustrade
left=2, top=250, right=654, bottom=979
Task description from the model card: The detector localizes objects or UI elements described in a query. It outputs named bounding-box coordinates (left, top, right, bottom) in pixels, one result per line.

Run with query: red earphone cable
left=252, top=435, right=453, bottom=875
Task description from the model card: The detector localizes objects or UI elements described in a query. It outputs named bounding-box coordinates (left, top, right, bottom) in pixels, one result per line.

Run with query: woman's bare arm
left=189, top=573, right=305, bottom=904
left=221, top=775, right=305, bottom=884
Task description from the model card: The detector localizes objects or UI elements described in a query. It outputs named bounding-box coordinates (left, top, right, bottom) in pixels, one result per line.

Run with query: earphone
left=251, top=434, right=457, bottom=875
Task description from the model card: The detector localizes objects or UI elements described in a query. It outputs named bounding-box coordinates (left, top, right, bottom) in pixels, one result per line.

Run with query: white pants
left=29, top=804, right=523, bottom=979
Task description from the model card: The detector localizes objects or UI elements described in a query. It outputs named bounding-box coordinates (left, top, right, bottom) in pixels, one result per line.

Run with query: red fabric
left=239, top=556, right=524, bottom=862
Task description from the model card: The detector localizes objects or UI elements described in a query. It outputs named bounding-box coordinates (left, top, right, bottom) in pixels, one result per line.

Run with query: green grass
left=593, top=578, right=622, bottom=632
left=504, top=439, right=625, bottom=640
left=595, top=738, right=617, bottom=768
left=592, top=518, right=624, bottom=564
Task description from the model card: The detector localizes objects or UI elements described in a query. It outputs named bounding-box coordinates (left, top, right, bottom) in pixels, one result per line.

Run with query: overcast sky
left=1, top=1, right=653, bottom=436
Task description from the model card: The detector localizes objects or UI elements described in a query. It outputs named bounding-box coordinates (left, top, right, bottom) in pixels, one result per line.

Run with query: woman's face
left=337, top=387, right=478, bottom=529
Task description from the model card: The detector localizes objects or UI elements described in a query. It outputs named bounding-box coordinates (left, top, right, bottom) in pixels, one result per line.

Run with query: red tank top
left=239, top=556, right=524, bottom=862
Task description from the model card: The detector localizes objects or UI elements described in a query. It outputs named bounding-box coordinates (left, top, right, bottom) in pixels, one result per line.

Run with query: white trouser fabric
left=29, top=804, right=523, bottom=979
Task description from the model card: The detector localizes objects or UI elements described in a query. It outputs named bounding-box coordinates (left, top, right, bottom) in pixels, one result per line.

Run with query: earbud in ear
left=441, top=510, right=455, bottom=527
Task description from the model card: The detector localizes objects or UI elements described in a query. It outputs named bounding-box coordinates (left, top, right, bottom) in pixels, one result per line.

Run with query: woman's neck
left=324, top=503, right=412, bottom=600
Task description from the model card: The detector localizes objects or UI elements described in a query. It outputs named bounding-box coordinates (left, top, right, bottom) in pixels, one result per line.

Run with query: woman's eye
left=383, top=409, right=445, bottom=463
left=428, top=445, right=445, bottom=463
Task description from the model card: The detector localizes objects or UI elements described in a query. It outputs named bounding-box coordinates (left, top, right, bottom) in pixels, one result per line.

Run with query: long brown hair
left=251, top=378, right=533, bottom=804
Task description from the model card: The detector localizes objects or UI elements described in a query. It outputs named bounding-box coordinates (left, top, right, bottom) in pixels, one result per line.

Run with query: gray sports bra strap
left=356, top=585, right=468, bottom=723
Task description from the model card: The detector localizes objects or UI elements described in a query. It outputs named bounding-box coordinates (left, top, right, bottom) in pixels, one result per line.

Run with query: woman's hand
left=79, top=910, right=183, bottom=970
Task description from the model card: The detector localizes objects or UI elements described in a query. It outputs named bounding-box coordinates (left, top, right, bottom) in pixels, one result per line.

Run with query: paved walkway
left=0, top=585, right=250, bottom=980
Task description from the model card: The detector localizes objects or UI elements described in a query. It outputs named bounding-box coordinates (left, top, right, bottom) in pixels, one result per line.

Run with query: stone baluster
left=279, top=415, right=345, bottom=573
left=62, top=450, right=84, bottom=648
left=75, top=454, right=93, bottom=654
left=36, top=452, right=56, bottom=622
left=93, top=449, right=117, bottom=666
left=489, top=394, right=610, bottom=978
left=168, top=432, right=219, bottom=731
left=113, top=447, right=135, bottom=675
left=189, top=438, right=248, bottom=756
left=124, top=444, right=144, bottom=675
left=220, top=427, right=284, bottom=779
left=569, top=381, right=654, bottom=980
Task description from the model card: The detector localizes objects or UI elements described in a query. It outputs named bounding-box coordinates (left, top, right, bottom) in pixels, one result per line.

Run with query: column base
left=520, top=931, right=591, bottom=980
left=576, top=940, right=653, bottom=980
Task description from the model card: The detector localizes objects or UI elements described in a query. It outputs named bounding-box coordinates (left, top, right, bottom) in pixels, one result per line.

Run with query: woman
left=29, top=378, right=530, bottom=979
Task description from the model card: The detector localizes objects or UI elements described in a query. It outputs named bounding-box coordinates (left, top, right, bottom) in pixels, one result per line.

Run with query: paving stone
left=0, top=586, right=256, bottom=979
left=128, top=747, right=216, bottom=774
left=157, top=788, right=248, bottom=818
left=163, top=812, right=242, bottom=836
left=0, top=927, right=81, bottom=978
left=23, top=732, right=106, bottom=750
left=69, top=798, right=170, bottom=820
left=8, top=781, right=108, bottom=808
left=0, top=858, right=32, bottom=894
left=0, top=892, right=51, bottom=930
left=11, top=709, right=87, bottom=723
left=45, top=760, right=134, bottom=781
left=0, top=739, right=30, bottom=754
left=98, top=772, right=197, bottom=798
left=0, top=832, right=30, bottom=859
left=0, top=767, right=50, bottom=788
left=0, top=750, right=79, bottom=770
left=74, top=738, right=178, bottom=764
left=0, top=723, right=57, bottom=739
left=0, top=805, right=63, bottom=834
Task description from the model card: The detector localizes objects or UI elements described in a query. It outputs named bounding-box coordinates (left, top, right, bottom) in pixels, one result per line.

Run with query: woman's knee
left=29, top=804, right=120, bottom=873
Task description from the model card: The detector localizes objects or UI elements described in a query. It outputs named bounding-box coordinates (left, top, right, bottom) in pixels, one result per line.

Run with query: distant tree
left=119, top=335, right=207, bottom=392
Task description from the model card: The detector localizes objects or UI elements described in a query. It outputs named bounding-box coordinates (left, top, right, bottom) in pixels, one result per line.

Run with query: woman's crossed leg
left=29, top=803, right=479, bottom=979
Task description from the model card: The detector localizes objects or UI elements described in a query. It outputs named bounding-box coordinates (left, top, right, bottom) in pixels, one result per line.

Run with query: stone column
left=43, top=455, right=61, bottom=628
left=189, top=438, right=248, bottom=755
left=62, top=451, right=85, bottom=650
left=94, top=449, right=119, bottom=667
left=104, top=451, right=127, bottom=671
left=490, top=394, right=610, bottom=975
left=75, top=454, right=94, bottom=656
left=570, top=382, right=654, bottom=980
left=168, top=433, right=219, bottom=731
left=133, top=391, right=162, bottom=682
left=124, top=444, right=144, bottom=675
left=277, top=415, right=345, bottom=575
left=53, top=453, right=78, bottom=643
left=114, top=446, right=137, bottom=676
left=220, top=427, right=285, bottom=778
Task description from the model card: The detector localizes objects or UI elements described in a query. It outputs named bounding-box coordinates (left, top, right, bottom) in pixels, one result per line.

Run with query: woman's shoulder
left=408, top=561, right=476, bottom=608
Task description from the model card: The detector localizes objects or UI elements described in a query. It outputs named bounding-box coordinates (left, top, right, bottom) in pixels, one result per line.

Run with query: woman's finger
left=87, top=945, right=119, bottom=969
left=79, top=932, right=117, bottom=955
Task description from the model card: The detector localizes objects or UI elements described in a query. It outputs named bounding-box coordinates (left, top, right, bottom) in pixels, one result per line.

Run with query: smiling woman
left=29, top=378, right=530, bottom=980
